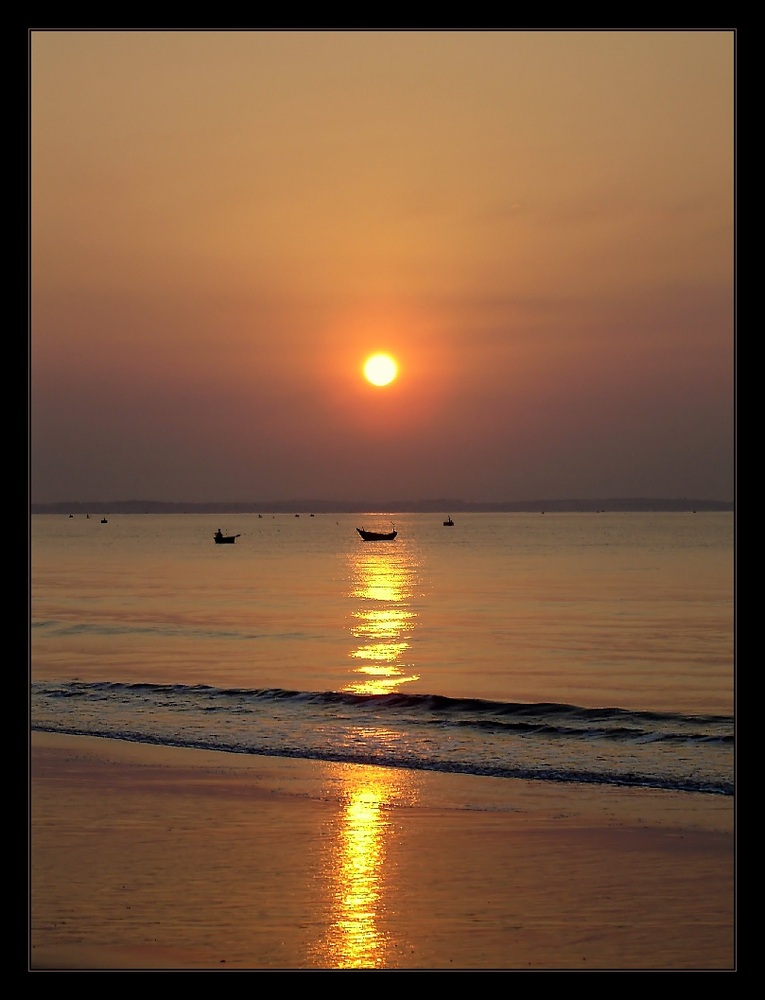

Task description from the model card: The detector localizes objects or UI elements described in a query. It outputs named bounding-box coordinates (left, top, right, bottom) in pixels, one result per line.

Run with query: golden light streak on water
left=344, top=549, right=420, bottom=696
left=310, top=762, right=420, bottom=969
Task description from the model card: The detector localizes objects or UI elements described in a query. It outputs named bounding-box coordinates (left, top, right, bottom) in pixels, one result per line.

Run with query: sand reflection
left=344, top=547, right=420, bottom=695
left=311, top=762, right=419, bottom=969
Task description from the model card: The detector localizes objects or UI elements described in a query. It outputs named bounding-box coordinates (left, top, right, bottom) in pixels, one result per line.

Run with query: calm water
left=30, top=511, right=734, bottom=796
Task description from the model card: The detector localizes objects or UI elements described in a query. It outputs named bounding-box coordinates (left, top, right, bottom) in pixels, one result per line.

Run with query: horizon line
left=31, top=495, right=734, bottom=513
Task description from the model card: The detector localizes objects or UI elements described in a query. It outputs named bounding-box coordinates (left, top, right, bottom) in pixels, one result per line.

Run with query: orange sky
left=30, top=30, right=734, bottom=504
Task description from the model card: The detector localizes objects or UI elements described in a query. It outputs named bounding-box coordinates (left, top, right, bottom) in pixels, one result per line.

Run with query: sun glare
left=363, top=353, right=398, bottom=387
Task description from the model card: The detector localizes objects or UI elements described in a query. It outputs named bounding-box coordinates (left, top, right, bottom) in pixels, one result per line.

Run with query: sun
left=363, top=353, right=398, bottom=387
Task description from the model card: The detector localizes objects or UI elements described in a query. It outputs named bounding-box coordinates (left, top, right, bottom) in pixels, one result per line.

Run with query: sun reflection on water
left=306, top=541, right=426, bottom=967
left=344, top=547, right=421, bottom=696
left=311, top=762, right=420, bottom=969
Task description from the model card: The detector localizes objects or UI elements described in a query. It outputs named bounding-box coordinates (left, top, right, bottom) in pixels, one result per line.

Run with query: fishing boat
left=101, top=518, right=108, bottom=524
left=443, top=516, right=454, bottom=526
left=214, top=529, right=240, bottom=544
left=356, top=526, right=397, bottom=541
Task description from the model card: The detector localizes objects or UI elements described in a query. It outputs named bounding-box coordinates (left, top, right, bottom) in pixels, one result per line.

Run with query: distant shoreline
left=30, top=497, right=734, bottom=515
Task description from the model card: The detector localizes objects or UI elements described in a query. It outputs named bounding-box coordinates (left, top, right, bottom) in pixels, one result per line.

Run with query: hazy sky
left=30, top=30, right=735, bottom=504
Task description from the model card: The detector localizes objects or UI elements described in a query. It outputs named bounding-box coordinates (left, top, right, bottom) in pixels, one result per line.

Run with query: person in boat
left=215, top=528, right=223, bottom=540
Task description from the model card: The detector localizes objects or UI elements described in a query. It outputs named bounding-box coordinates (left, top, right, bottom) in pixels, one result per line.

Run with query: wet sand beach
left=30, top=732, right=735, bottom=971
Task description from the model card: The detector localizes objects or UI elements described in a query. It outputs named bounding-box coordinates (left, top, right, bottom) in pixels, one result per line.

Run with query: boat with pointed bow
left=214, top=529, right=240, bottom=544
left=356, top=526, right=397, bottom=541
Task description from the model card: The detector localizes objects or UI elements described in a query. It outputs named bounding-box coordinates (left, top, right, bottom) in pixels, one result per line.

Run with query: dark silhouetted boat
left=101, top=517, right=108, bottom=524
left=443, top=516, right=454, bottom=526
left=356, top=526, right=397, bottom=541
left=214, top=529, right=240, bottom=544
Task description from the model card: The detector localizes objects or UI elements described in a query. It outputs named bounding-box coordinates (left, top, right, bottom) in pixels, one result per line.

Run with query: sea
left=30, top=511, right=734, bottom=798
